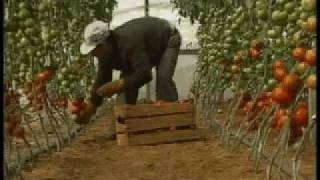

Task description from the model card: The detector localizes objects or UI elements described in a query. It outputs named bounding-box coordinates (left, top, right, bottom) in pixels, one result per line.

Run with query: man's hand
left=68, top=99, right=96, bottom=125
left=96, top=79, right=125, bottom=98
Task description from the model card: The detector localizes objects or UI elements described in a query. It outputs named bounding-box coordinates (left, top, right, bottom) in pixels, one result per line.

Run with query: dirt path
left=22, top=112, right=315, bottom=180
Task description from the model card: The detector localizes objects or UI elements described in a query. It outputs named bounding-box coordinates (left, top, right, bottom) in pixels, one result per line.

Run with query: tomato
left=292, top=47, right=306, bottom=62
left=271, top=86, right=294, bottom=104
left=281, top=74, right=301, bottom=91
left=156, top=100, right=166, bottom=106
left=25, top=27, right=36, bottom=36
left=306, top=16, right=316, bottom=33
left=231, top=65, right=240, bottom=74
left=273, top=109, right=288, bottom=129
left=288, top=12, right=299, bottom=23
left=273, top=60, right=285, bottom=69
left=243, top=101, right=254, bottom=113
left=292, top=103, right=308, bottom=128
left=233, top=55, right=243, bottom=64
left=5, top=119, right=18, bottom=136
left=267, top=29, right=281, bottom=38
left=18, top=2, right=28, bottom=9
left=257, top=100, right=266, bottom=111
left=249, top=48, right=261, bottom=60
left=72, top=100, right=83, bottom=107
left=238, top=50, right=249, bottom=58
left=305, top=74, right=316, bottom=89
left=295, top=62, right=310, bottom=75
left=37, top=70, right=52, bottom=81
left=14, top=126, right=26, bottom=140
left=273, top=68, right=288, bottom=82
left=296, top=19, right=306, bottom=29
left=268, top=79, right=277, bottom=86
left=299, top=12, right=309, bottom=20
left=301, top=0, right=316, bottom=11
left=284, top=2, right=297, bottom=12
left=262, top=84, right=270, bottom=91
left=251, top=39, right=263, bottom=50
left=70, top=106, right=81, bottom=115
left=24, top=18, right=35, bottom=28
left=255, top=63, right=264, bottom=70
left=256, top=1, right=267, bottom=9
left=5, top=93, right=14, bottom=106
left=257, top=9, right=268, bottom=20
left=292, top=126, right=303, bottom=137
left=304, top=49, right=316, bottom=66
left=276, top=0, right=288, bottom=5
left=293, top=31, right=305, bottom=43
left=18, top=9, right=31, bottom=19
left=243, top=68, right=253, bottom=74
left=272, top=11, right=288, bottom=25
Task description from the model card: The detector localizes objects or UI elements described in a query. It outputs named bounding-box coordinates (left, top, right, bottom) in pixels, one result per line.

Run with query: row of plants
left=172, top=0, right=316, bottom=179
left=4, top=0, right=118, bottom=179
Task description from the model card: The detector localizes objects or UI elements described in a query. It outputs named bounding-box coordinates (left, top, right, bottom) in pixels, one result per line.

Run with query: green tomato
left=299, top=12, right=309, bottom=20
left=288, top=12, right=299, bottom=23
left=276, top=0, right=288, bottom=5
left=19, top=64, right=26, bottom=71
left=255, top=1, right=267, bottom=9
left=262, top=84, right=269, bottom=91
left=231, top=23, right=239, bottom=30
left=224, top=30, right=232, bottom=36
left=267, top=29, right=281, bottom=38
left=241, top=40, right=250, bottom=48
left=18, top=9, right=31, bottom=19
left=296, top=19, right=305, bottom=28
left=61, top=80, right=68, bottom=87
left=268, top=79, right=277, bottom=86
left=257, top=9, right=268, bottom=20
left=235, top=6, right=244, bottom=13
left=256, top=63, right=264, bottom=70
left=230, top=85, right=237, bottom=92
left=284, top=2, right=297, bottom=12
left=24, top=18, right=35, bottom=28
left=295, top=7, right=303, bottom=14
left=225, top=73, right=232, bottom=79
left=57, top=73, right=64, bottom=80
left=225, top=37, right=233, bottom=43
left=20, top=37, right=29, bottom=46
left=25, top=27, right=36, bottom=36
left=18, top=2, right=28, bottom=9
left=301, top=0, right=316, bottom=12
left=223, top=43, right=231, bottom=49
left=243, top=68, right=252, bottom=73
left=19, top=72, right=25, bottom=78
left=272, top=11, right=288, bottom=25
left=61, top=67, right=68, bottom=74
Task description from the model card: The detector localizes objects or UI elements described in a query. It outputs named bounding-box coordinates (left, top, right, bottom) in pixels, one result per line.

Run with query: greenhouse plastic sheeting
left=111, top=0, right=199, bottom=50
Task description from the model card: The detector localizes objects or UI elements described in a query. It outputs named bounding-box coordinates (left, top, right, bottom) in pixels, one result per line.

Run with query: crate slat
left=116, top=113, right=194, bottom=133
left=127, top=129, right=202, bottom=145
left=113, top=102, right=193, bottom=118
left=113, top=102, right=203, bottom=146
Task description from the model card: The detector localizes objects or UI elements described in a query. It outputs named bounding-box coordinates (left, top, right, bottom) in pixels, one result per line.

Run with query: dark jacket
left=90, top=16, right=179, bottom=106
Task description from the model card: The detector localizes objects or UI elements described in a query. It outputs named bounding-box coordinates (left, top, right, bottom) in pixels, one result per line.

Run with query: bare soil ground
left=22, top=107, right=315, bottom=180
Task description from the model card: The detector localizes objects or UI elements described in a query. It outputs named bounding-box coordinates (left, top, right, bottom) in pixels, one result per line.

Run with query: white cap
left=80, top=21, right=110, bottom=55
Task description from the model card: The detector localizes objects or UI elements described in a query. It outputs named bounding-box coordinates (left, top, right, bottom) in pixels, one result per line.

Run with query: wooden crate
left=113, top=102, right=204, bottom=146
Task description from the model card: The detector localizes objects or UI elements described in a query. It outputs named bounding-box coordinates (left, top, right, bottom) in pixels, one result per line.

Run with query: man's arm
left=90, top=60, right=113, bottom=107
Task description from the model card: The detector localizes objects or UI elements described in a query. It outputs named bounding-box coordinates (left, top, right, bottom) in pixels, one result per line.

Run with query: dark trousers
left=118, top=29, right=181, bottom=104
